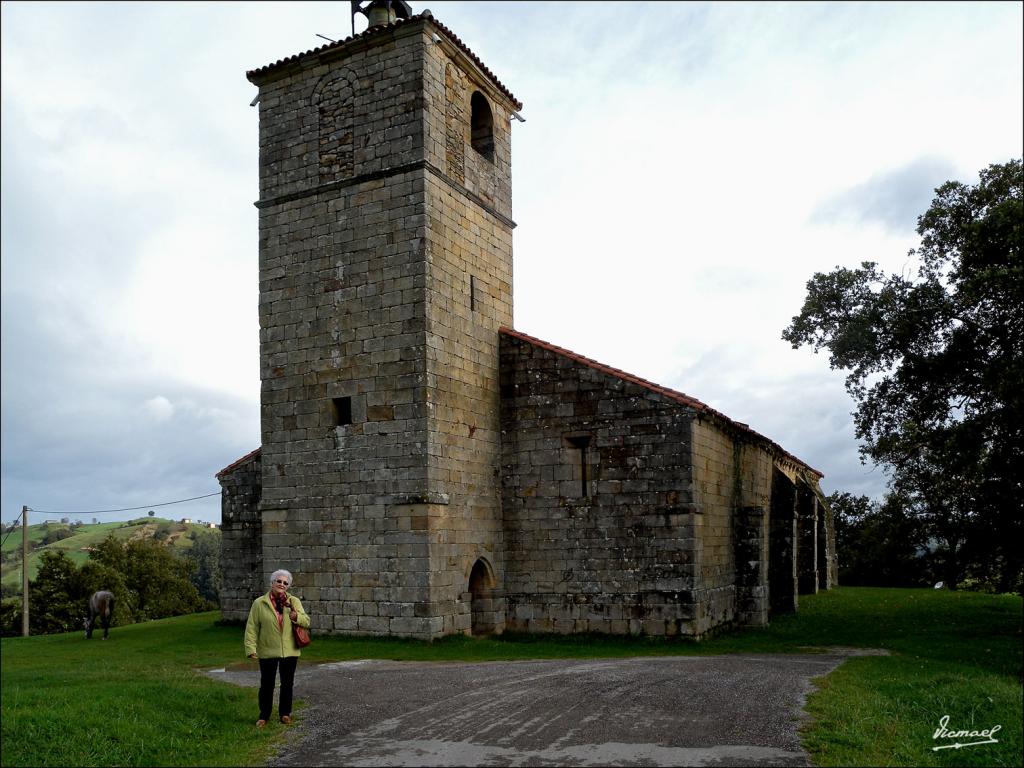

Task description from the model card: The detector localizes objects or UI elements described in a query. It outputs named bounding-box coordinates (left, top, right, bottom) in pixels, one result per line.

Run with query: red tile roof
left=500, top=327, right=823, bottom=478
left=215, top=447, right=261, bottom=480
left=246, top=12, right=522, bottom=111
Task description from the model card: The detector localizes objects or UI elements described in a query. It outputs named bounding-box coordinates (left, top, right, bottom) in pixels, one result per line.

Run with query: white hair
left=269, top=569, right=293, bottom=587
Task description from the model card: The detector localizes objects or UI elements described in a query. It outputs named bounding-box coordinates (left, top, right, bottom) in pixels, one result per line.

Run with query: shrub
left=41, top=526, right=75, bottom=546
left=0, top=597, right=22, bottom=637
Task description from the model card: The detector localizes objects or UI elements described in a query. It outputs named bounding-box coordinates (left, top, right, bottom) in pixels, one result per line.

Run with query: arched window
left=470, top=91, right=494, bottom=161
left=313, top=71, right=356, bottom=182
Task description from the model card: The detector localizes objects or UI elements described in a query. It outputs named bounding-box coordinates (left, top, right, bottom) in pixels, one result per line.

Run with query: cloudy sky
left=2, top=1, right=1021, bottom=525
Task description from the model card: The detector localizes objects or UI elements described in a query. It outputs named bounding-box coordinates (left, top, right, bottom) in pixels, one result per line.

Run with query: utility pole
left=21, top=505, right=29, bottom=636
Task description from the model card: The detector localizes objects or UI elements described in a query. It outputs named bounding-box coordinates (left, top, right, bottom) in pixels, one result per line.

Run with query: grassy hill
left=0, top=517, right=219, bottom=587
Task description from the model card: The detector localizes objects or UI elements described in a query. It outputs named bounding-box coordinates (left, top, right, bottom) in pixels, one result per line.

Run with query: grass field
left=1, top=518, right=211, bottom=586
left=1, top=587, right=1020, bottom=767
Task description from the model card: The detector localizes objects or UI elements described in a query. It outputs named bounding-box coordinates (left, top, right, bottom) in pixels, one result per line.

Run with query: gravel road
left=207, top=652, right=859, bottom=767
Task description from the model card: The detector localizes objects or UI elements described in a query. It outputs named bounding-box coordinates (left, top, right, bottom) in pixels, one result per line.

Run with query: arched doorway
left=468, top=558, right=503, bottom=635
left=769, top=468, right=798, bottom=616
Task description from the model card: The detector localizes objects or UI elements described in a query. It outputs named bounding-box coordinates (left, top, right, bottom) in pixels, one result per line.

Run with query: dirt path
left=208, top=652, right=857, bottom=767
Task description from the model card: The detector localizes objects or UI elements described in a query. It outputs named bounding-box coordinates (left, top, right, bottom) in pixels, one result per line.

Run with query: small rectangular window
left=332, top=396, right=353, bottom=426
left=566, top=435, right=592, bottom=498
left=470, top=275, right=477, bottom=311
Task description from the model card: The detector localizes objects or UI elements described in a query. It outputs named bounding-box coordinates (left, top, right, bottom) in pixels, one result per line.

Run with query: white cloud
left=143, top=396, right=175, bottom=422
left=1, top=1, right=1021, bottom=523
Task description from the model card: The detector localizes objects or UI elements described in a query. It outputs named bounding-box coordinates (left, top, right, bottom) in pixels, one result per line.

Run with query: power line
left=0, top=509, right=25, bottom=548
left=27, top=491, right=221, bottom=517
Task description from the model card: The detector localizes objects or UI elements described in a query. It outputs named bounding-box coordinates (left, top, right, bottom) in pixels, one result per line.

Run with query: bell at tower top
left=353, top=0, right=413, bottom=32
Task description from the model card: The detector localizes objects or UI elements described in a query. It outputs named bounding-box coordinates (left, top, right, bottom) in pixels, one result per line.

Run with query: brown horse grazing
left=84, top=591, right=115, bottom=639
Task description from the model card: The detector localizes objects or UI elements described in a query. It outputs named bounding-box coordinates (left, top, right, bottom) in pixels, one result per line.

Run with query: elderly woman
left=244, top=568, right=311, bottom=728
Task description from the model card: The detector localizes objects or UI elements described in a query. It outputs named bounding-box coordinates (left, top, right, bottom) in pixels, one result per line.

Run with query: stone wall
left=690, top=420, right=737, bottom=632
left=690, top=420, right=777, bottom=632
left=732, top=443, right=774, bottom=627
left=499, top=331, right=700, bottom=636
left=218, top=450, right=262, bottom=621
left=252, top=24, right=435, bottom=636
left=226, top=15, right=836, bottom=640
left=247, top=19, right=520, bottom=638
left=418, top=37, right=516, bottom=635
left=418, top=168, right=512, bottom=634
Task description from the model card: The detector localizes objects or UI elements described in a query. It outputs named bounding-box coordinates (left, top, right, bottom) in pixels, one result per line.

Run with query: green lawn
left=1, top=587, right=1020, bottom=767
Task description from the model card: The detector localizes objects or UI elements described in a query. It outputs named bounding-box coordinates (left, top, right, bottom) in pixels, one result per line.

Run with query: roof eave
left=246, top=13, right=522, bottom=111
left=215, top=447, right=262, bottom=480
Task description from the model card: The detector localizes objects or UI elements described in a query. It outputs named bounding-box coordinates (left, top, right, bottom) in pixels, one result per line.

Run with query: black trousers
left=258, top=656, right=298, bottom=720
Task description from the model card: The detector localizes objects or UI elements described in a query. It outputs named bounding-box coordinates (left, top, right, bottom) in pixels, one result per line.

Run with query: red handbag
left=289, top=597, right=311, bottom=647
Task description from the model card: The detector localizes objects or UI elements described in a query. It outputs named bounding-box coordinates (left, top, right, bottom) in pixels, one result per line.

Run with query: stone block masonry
left=500, top=330, right=701, bottom=636
left=217, top=449, right=262, bottom=621
left=243, top=16, right=520, bottom=639
left=499, top=329, right=835, bottom=636
left=218, top=11, right=836, bottom=640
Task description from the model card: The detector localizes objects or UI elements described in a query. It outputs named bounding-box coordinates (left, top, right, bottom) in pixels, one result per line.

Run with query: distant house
left=180, top=518, right=192, bottom=524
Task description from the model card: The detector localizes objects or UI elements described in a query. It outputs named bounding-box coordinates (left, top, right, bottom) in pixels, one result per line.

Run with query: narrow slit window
left=332, top=396, right=353, bottom=426
left=566, top=435, right=592, bottom=498
left=470, top=275, right=477, bottom=311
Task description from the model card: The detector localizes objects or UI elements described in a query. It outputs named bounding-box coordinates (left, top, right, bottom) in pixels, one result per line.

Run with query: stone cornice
left=254, top=160, right=516, bottom=230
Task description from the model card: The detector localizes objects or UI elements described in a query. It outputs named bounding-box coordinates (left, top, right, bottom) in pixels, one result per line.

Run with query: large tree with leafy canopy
left=784, top=159, right=1023, bottom=590
left=90, top=535, right=208, bottom=619
left=828, top=491, right=931, bottom=587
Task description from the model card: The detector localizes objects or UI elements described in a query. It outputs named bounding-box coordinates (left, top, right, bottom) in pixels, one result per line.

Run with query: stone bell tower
left=246, top=6, right=521, bottom=638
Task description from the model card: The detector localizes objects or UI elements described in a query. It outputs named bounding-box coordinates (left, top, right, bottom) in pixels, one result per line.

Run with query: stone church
left=218, top=3, right=837, bottom=640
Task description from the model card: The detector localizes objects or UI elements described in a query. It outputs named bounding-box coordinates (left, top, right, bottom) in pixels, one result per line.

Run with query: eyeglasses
left=273, top=579, right=290, bottom=585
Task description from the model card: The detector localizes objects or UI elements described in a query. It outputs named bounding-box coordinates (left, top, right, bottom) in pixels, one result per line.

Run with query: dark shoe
left=256, top=719, right=267, bottom=729
left=280, top=715, right=292, bottom=725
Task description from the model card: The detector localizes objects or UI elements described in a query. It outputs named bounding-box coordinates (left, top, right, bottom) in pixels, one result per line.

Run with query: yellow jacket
left=244, top=593, right=311, bottom=659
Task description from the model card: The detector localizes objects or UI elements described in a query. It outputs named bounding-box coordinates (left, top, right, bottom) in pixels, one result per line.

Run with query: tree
left=6, top=533, right=211, bottom=636
left=784, top=159, right=1023, bottom=591
left=829, top=491, right=930, bottom=587
left=28, top=550, right=84, bottom=634
left=24, top=550, right=134, bottom=634
left=90, top=535, right=207, bottom=619
left=185, top=528, right=222, bottom=604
